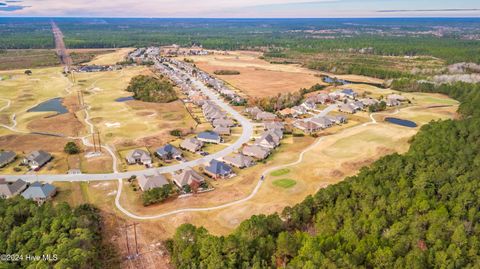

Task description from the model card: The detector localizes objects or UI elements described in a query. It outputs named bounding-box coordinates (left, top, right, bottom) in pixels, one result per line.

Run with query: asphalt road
left=0, top=66, right=254, bottom=182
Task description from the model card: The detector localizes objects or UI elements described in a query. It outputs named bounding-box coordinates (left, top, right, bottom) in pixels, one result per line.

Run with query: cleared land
left=0, top=49, right=60, bottom=70
left=185, top=51, right=327, bottom=98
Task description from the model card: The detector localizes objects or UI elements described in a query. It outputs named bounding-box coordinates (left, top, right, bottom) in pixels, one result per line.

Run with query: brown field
left=186, top=51, right=327, bottom=98
left=0, top=49, right=60, bottom=70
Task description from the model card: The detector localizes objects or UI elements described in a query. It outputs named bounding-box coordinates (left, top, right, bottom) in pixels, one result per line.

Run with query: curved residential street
left=0, top=73, right=254, bottom=182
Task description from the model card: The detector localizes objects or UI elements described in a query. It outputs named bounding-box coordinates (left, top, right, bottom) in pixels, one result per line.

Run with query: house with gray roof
left=310, top=117, right=334, bottom=129
left=23, top=150, right=52, bottom=170
left=245, top=106, right=263, bottom=118
left=255, top=132, right=280, bottom=149
left=213, top=126, right=231, bottom=136
left=0, top=178, right=27, bottom=198
left=256, top=111, right=277, bottom=122
left=293, top=119, right=322, bottom=133
left=0, top=151, right=16, bottom=168
left=213, top=117, right=235, bottom=128
left=338, top=104, right=357, bottom=114
left=180, top=138, right=204, bottom=152
left=21, top=181, right=56, bottom=203
left=172, top=168, right=205, bottom=190
left=197, top=131, right=222, bottom=144
left=204, top=160, right=233, bottom=179
left=155, top=144, right=182, bottom=161
left=138, top=174, right=169, bottom=191
left=223, top=154, right=255, bottom=169
left=263, top=121, right=284, bottom=131
left=125, top=149, right=152, bottom=165
left=242, top=145, right=271, bottom=160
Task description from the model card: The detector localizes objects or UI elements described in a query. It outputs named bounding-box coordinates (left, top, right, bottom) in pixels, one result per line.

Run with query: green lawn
left=273, top=178, right=297, bottom=189
left=270, top=168, right=290, bottom=177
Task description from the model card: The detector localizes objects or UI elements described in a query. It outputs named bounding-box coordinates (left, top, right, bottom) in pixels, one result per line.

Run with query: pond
left=27, top=98, right=68, bottom=115
left=115, top=96, right=135, bottom=102
left=385, top=117, right=417, bottom=128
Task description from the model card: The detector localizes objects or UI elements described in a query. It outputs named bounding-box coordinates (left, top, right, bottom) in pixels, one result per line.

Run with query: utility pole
left=92, top=132, right=97, bottom=153
left=96, top=132, right=102, bottom=153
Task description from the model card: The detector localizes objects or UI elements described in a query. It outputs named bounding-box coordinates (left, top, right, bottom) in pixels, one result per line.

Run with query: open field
left=0, top=49, right=60, bottom=70
left=73, top=65, right=197, bottom=149
left=186, top=51, right=327, bottom=98
left=83, top=48, right=134, bottom=65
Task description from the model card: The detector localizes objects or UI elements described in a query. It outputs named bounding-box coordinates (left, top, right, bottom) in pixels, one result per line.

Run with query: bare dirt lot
left=186, top=51, right=327, bottom=98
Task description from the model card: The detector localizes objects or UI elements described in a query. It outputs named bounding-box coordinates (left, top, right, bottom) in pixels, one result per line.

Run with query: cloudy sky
left=0, top=0, right=479, bottom=17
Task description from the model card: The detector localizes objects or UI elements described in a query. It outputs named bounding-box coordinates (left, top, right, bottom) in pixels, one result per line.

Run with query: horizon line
left=1, top=16, right=480, bottom=19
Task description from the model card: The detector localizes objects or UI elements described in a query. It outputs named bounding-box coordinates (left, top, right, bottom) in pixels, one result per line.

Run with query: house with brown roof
left=213, top=126, right=231, bottom=136
left=242, top=145, right=271, bottom=160
left=223, top=154, right=255, bottom=168
left=245, top=106, right=263, bottom=118
left=213, top=117, right=235, bottom=128
left=180, top=138, right=204, bottom=152
left=172, top=168, right=205, bottom=190
left=293, top=119, right=322, bottom=133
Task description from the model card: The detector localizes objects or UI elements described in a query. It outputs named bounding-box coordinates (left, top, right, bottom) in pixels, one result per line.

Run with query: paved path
left=0, top=66, right=254, bottom=182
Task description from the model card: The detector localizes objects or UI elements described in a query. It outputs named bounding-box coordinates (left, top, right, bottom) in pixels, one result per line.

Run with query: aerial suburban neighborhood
left=0, top=12, right=472, bottom=269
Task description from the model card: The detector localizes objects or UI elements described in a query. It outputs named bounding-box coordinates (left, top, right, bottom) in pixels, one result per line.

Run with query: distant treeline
left=1, top=18, right=480, bottom=64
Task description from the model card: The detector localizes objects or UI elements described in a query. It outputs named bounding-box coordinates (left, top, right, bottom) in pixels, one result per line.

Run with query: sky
left=0, top=0, right=479, bottom=18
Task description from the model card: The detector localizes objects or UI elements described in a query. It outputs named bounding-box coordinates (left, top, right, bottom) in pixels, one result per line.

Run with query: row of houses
left=294, top=115, right=347, bottom=133
left=0, top=150, right=52, bottom=171
left=0, top=178, right=56, bottom=203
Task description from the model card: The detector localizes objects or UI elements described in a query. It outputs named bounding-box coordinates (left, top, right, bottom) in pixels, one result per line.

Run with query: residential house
left=223, top=154, right=255, bottom=169
left=213, top=126, right=231, bottom=136
left=0, top=178, right=27, bottom=198
left=126, top=149, right=152, bottom=165
left=387, top=94, right=407, bottom=102
left=138, top=174, right=169, bottom=191
left=213, top=117, right=235, bottom=128
left=242, top=145, right=271, bottom=160
left=256, top=111, right=277, bottom=122
left=172, top=168, right=205, bottom=189
left=264, top=121, right=285, bottom=131
left=197, top=131, right=222, bottom=144
left=338, top=104, right=357, bottom=114
left=0, top=151, right=16, bottom=167
left=360, top=98, right=379, bottom=106
left=351, top=101, right=365, bottom=111
left=316, top=93, right=331, bottom=104
left=23, top=150, right=52, bottom=170
left=293, top=120, right=322, bottom=133
left=311, top=117, right=334, bottom=129
left=386, top=98, right=401, bottom=107
left=267, top=128, right=284, bottom=141
left=21, top=181, right=56, bottom=203
left=245, top=107, right=263, bottom=118
left=301, top=101, right=316, bottom=111
left=291, top=105, right=307, bottom=115
left=255, top=132, right=280, bottom=149
left=326, top=115, right=348, bottom=124
left=341, top=89, right=357, bottom=99
left=180, top=138, right=204, bottom=152
left=278, top=108, right=296, bottom=118
left=156, top=144, right=182, bottom=161
left=204, top=160, right=233, bottom=179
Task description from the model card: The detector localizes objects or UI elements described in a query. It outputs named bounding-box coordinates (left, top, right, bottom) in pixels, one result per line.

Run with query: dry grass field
left=186, top=51, right=327, bottom=98
left=74, top=66, right=197, bottom=149
left=85, top=48, right=134, bottom=65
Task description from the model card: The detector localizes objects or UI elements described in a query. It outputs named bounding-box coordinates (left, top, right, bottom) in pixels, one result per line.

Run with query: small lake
left=385, top=117, right=417, bottom=128
left=115, top=96, right=135, bottom=102
left=27, top=98, right=68, bottom=114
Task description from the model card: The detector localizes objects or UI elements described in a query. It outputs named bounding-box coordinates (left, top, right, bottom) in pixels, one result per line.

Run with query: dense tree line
left=126, top=75, right=177, bottom=103
left=142, top=184, right=174, bottom=206
left=0, top=198, right=110, bottom=268
left=168, top=81, right=480, bottom=268
left=249, top=84, right=325, bottom=112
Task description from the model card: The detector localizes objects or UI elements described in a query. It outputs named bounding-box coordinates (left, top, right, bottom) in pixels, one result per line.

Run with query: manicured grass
left=270, top=168, right=290, bottom=177
left=273, top=178, right=297, bottom=189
